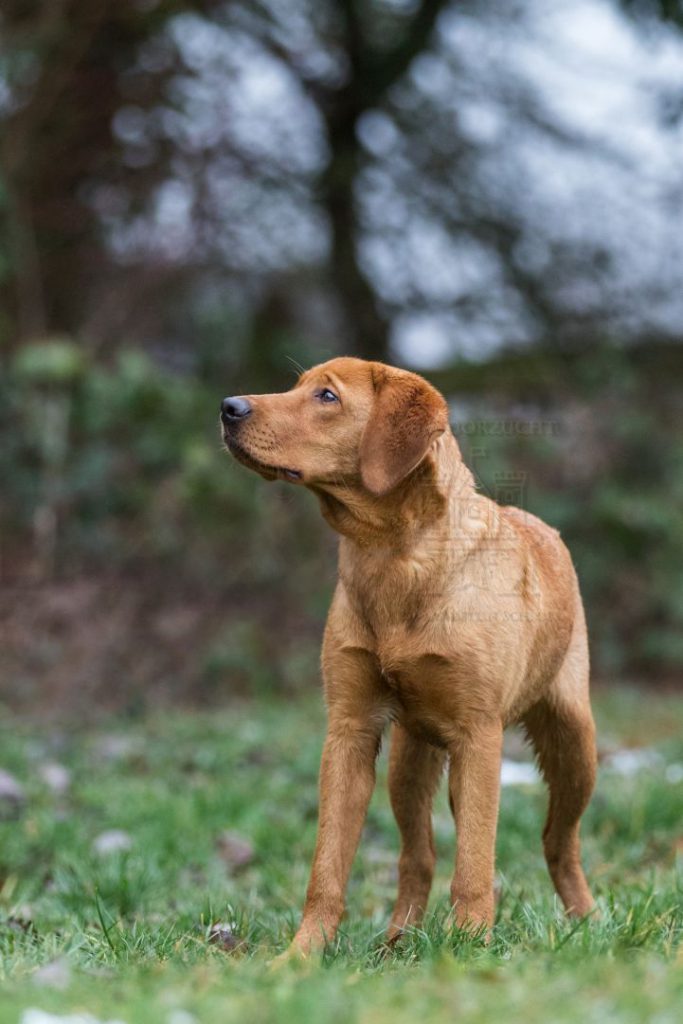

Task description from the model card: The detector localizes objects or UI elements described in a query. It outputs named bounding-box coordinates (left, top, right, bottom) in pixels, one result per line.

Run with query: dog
left=221, top=357, right=597, bottom=955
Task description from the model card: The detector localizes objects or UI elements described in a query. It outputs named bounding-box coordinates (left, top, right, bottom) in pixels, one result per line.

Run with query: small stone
left=208, top=922, right=244, bottom=953
left=92, top=829, right=133, bottom=856
left=32, top=957, right=72, bottom=990
left=39, top=762, right=71, bottom=795
left=216, top=831, right=254, bottom=872
left=95, top=735, right=137, bottom=761
left=167, top=1012, right=198, bottom=1024
left=22, top=1011, right=126, bottom=1024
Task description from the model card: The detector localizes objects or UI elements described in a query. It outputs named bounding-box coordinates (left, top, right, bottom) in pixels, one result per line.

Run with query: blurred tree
left=623, top=0, right=683, bottom=27
left=0, top=0, right=225, bottom=349
left=1, top=0, right=682, bottom=375
left=315, top=0, right=449, bottom=362
left=229, top=0, right=452, bottom=378
left=0, top=0, right=449, bottom=373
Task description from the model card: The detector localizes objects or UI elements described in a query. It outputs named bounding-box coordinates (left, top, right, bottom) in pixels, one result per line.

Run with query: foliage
left=0, top=689, right=681, bottom=1021
left=1, top=340, right=682, bottom=710
left=2, top=341, right=331, bottom=569
left=0, top=341, right=331, bottom=705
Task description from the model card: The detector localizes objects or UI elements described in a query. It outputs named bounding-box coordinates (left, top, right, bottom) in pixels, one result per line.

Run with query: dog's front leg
left=289, top=642, right=386, bottom=957
left=290, top=709, right=382, bottom=956
left=448, top=717, right=503, bottom=934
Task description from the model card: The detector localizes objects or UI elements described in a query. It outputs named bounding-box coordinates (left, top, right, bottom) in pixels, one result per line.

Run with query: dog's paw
left=268, top=941, right=316, bottom=971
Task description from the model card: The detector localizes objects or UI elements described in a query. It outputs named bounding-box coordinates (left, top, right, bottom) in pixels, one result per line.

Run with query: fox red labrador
left=221, top=357, right=597, bottom=955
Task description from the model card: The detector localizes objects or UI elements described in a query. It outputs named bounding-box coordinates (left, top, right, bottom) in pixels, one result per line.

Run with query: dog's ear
left=360, top=367, right=449, bottom=496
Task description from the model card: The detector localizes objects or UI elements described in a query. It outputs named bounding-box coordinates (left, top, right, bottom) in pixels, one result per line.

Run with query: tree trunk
left=322, top=103, right=390, bottom=364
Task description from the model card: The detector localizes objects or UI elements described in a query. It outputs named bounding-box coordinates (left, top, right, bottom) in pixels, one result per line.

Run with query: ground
left=0, top=687, right=681, bottom=1023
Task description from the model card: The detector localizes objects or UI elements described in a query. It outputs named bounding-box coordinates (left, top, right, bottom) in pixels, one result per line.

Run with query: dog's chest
left=338, top=545, right=530, bottom=720
left=342, top=555, right=461, bottom=689
left=344, top=551, right=440, bottom=641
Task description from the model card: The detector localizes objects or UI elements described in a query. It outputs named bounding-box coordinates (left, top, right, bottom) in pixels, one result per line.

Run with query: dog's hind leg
left=386, top=724, right=446, bottom=941
left=522, top=619, right=597, bottom=917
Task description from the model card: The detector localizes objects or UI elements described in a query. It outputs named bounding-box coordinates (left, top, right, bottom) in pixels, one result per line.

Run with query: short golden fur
left=222, top=357, right=597, bottom=954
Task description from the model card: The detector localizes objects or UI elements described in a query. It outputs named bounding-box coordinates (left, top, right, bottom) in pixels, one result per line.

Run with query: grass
left=0, top=687, right=682, bottom=1022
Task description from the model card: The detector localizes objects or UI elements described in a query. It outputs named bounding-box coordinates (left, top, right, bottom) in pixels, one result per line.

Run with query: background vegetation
left=1, top=0, right=682, bottom=708
left=1, top=335, right=682, bottom=710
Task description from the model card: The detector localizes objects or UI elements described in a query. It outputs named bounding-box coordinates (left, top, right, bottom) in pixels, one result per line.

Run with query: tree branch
left=362, top=0, right=449, bottom=104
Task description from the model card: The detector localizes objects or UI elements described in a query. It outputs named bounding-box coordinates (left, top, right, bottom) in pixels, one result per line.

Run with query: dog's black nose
left=221, top=396, right=252, bottom=422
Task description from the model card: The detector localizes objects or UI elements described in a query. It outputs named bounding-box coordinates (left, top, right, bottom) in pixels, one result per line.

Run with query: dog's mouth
left=223, top=435, right=302, bottom=482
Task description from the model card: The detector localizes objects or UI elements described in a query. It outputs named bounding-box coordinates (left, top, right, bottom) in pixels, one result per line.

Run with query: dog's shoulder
left=501, top=504, right=562, bottom=549
left=502, top=504, right=578, bottom=607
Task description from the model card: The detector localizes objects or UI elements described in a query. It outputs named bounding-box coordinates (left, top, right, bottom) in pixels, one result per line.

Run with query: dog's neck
left=312, top=431, right=476, bottom=550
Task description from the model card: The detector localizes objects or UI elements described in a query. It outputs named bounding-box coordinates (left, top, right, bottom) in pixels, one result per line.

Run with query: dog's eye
left=317, top=388, right=339, bottom=404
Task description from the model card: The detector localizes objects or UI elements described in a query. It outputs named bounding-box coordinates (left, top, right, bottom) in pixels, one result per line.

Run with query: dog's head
left=221, top=357, right=449, bottom=497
